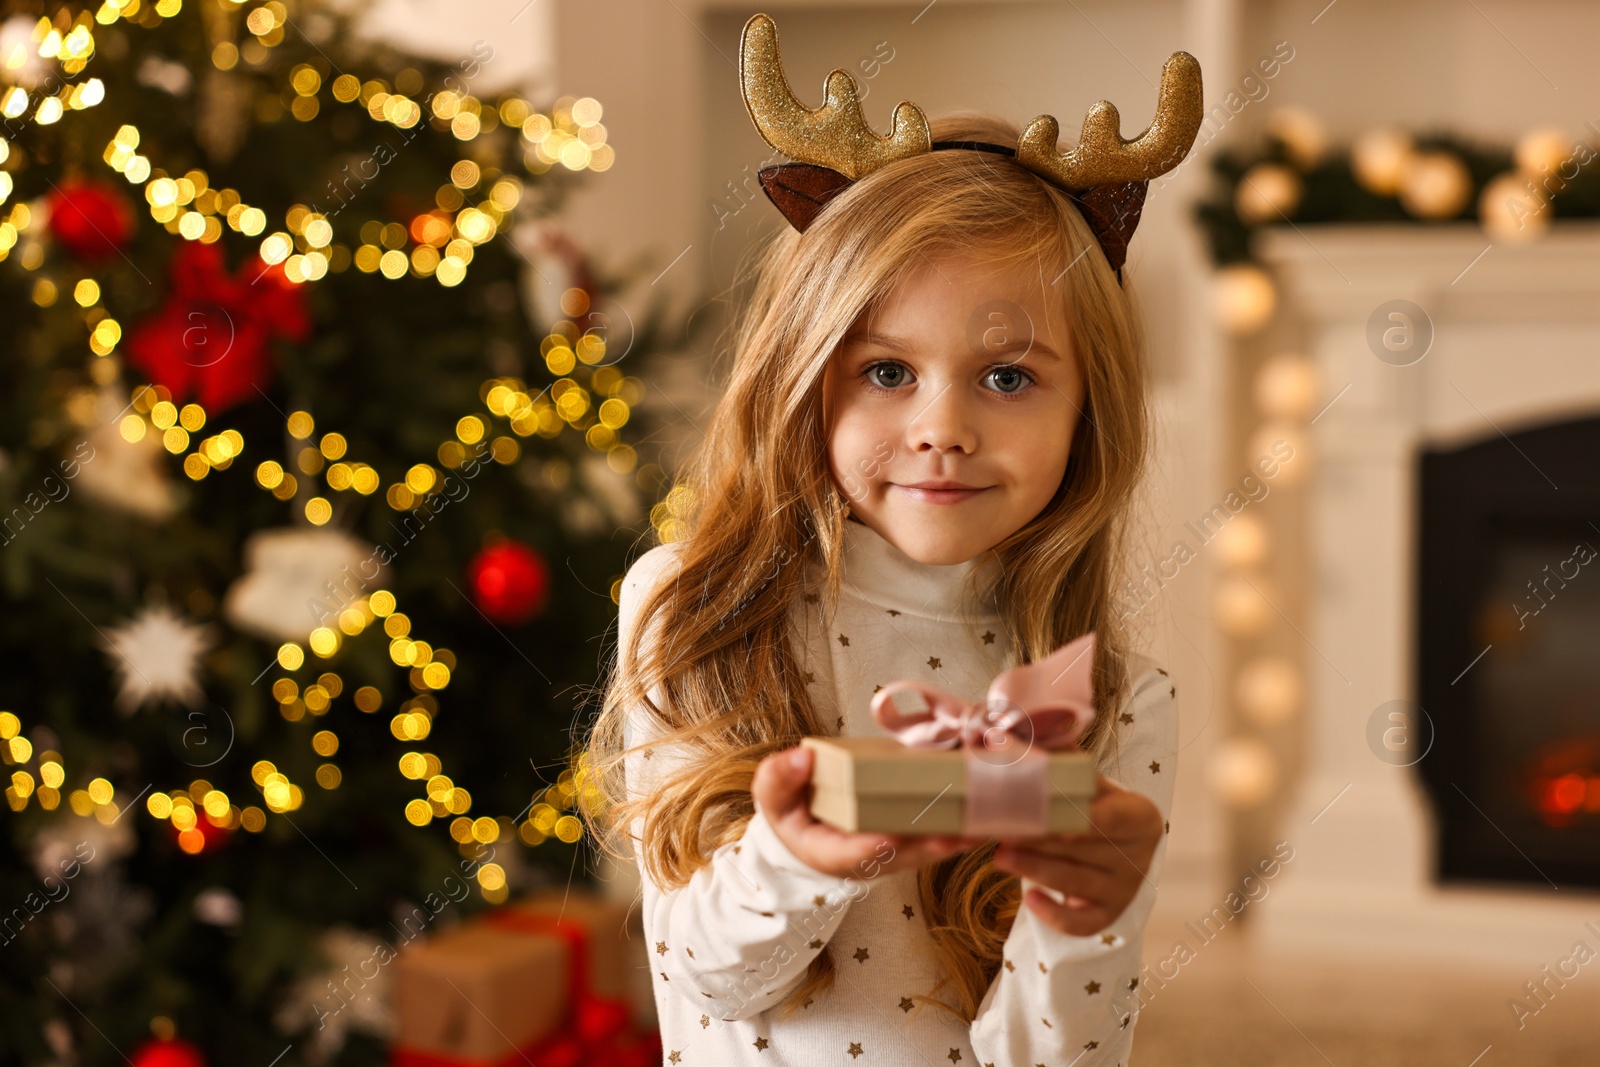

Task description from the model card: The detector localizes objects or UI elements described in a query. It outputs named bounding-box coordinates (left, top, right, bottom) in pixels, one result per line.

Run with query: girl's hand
left=752, top=745, right=985, bottom=881
left=991, top=772, right=1163, bottom=937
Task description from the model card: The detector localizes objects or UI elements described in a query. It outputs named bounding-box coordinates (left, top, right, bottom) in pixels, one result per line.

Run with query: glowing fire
left=1526, top=736, right=1600, bottom=826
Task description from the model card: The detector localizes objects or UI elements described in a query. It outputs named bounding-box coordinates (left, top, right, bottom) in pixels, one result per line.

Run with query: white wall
left=1237, top=0, right=1598, bottom=141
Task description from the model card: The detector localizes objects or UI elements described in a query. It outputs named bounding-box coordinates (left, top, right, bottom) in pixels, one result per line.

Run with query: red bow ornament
left=125, top=242, right=311, bottom=415
left=869, top=631, right=1097, bottom=837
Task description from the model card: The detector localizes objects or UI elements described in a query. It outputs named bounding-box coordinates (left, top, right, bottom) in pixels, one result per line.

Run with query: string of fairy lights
left=1, top=0, right=637, bottom=901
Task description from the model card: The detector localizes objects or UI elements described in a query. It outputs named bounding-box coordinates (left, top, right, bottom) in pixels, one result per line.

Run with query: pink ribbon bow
left=868, top=631, right=1097, bottom=838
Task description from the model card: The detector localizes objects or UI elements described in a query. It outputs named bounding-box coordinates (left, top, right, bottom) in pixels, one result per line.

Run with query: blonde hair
left=581, top=112, right=1151, bottom=1024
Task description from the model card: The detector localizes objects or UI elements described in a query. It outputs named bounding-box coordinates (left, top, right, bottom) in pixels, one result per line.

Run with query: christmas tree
left=0, top=2, right=678, bottom=1063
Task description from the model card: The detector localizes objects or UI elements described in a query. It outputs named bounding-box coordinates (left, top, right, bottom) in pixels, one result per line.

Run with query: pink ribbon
left=868, top=632, right=1097, bottom=838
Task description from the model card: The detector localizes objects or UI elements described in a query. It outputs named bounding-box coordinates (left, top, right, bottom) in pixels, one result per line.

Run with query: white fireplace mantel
left=1250, top=221, right=1600, bottom=969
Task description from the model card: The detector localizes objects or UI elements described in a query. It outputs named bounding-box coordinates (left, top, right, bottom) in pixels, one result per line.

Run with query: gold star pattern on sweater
left=1083, top=1040, right=1098, bottom=1051
left=1121, top=1014, right=1132, bottom=1029
left=668, top=1052, right=682, bottom=1064
left=1127, top=977, right=1139, bottom=989
left=836, top=715, right=844, bottom=731
left=1165, top=819, right=1171, bottom=834
left=886, top=608, right=902, bottom=616
left=686, top=947, right=695, bottom=958
left=813, top=894, right=827, bottom=906
left=847, top=1042, right=864, bottom=1058
left=1170, top=685, right=1176, bottom=698
left=656, top=941, right=668, bottom=955
left=660, top=972, right=669, bottom=982
left=1085, top=980, right=1101, bottom=994
left=1149, top=760, right=1161, bottom=773
left=633, top=557, right=1176, bottom=1064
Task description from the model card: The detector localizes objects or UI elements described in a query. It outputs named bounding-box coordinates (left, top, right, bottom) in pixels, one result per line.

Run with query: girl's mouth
left=893, top=484, right=990, bottom=505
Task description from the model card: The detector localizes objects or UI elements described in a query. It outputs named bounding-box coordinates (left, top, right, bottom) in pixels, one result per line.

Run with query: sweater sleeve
left=968, top=664, right=1179, bottom=1064
left=618, top=544, right=863, bottom=1022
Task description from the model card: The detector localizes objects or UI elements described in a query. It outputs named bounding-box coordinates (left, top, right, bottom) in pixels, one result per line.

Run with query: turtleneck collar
left=827, top=516, right=1005, bottom=621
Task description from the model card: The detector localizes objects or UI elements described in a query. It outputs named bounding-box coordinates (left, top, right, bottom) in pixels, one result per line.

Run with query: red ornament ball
left=130, top=1038, right=205, bottom=1067
left=467, top=541, right=549, bottom=625
left=46, top=178, right=135, bottom=263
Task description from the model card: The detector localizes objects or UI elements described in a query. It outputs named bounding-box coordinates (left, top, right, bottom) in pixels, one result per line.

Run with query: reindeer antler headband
left=739, top=13, right=1205, bottom=283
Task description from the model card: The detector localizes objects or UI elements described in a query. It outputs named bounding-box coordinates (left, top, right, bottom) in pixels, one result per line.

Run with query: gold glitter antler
left=739, top=12, right=931, bottom=181
left=1015, top=51, right=1204, bottom=189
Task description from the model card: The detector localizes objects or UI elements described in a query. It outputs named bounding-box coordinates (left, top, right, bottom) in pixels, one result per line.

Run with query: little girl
left=585, top=14, right=1198, bottom=1065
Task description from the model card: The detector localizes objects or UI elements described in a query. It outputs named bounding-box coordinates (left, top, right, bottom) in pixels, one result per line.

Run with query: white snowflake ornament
left=101, top=602, right=215, bottom=715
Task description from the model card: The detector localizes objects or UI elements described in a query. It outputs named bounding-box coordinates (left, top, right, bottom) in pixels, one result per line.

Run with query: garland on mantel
left=1193, top=108, right=1600, bottom=268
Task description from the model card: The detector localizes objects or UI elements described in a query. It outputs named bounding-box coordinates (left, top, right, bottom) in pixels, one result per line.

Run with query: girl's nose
left=907, top=382, right=978, bottom=455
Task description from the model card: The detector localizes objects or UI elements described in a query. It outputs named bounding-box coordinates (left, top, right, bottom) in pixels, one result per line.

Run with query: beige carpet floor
left=1131, top=918, right=1598, bottom=1066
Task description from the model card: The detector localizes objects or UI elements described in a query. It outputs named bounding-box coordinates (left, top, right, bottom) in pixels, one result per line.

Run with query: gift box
left=391, top=886, right=660, bottom=1067
left=492, top=888, right=638, bottom=1004
left=391, top=922, right=571, bottom=1065
left=803, top=632, right=1104, bottom=837
left=801, top=735, right=1096, bottom=836
left=479, top=891, right=660, bottom=1067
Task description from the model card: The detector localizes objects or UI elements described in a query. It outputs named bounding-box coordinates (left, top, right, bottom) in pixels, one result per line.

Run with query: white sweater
left=618, top=518, right=1178, bottom=1066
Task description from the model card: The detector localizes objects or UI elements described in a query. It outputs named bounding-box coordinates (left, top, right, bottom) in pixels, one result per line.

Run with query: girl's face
left=823, top=250, right=1085, bottom=566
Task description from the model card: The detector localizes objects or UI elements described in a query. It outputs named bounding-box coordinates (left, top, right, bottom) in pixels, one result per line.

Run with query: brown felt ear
left=1067, top=180, right=1148, bottom=275
left=758, top=162, right=856, bottom=232
left=757, top=159, right=1141, bottom=286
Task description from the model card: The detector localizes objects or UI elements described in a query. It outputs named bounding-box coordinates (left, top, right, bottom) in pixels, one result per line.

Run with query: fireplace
left=1417, top=414, right=1600, bottom=889
left=1245, top=221, right=1600, bottom=967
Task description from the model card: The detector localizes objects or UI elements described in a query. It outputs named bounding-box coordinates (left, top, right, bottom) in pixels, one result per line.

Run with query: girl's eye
left=985, top=364, right=1036, bottom=395
left=862, top=361, right=912, bottom=393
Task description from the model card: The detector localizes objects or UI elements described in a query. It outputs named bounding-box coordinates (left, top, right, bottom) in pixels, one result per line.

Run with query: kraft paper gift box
left=392, top=922, right=571, bottom=1063
left=495, top=888, right=642, bottom=1005
left=799, top=735, right=1096, bottom=836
